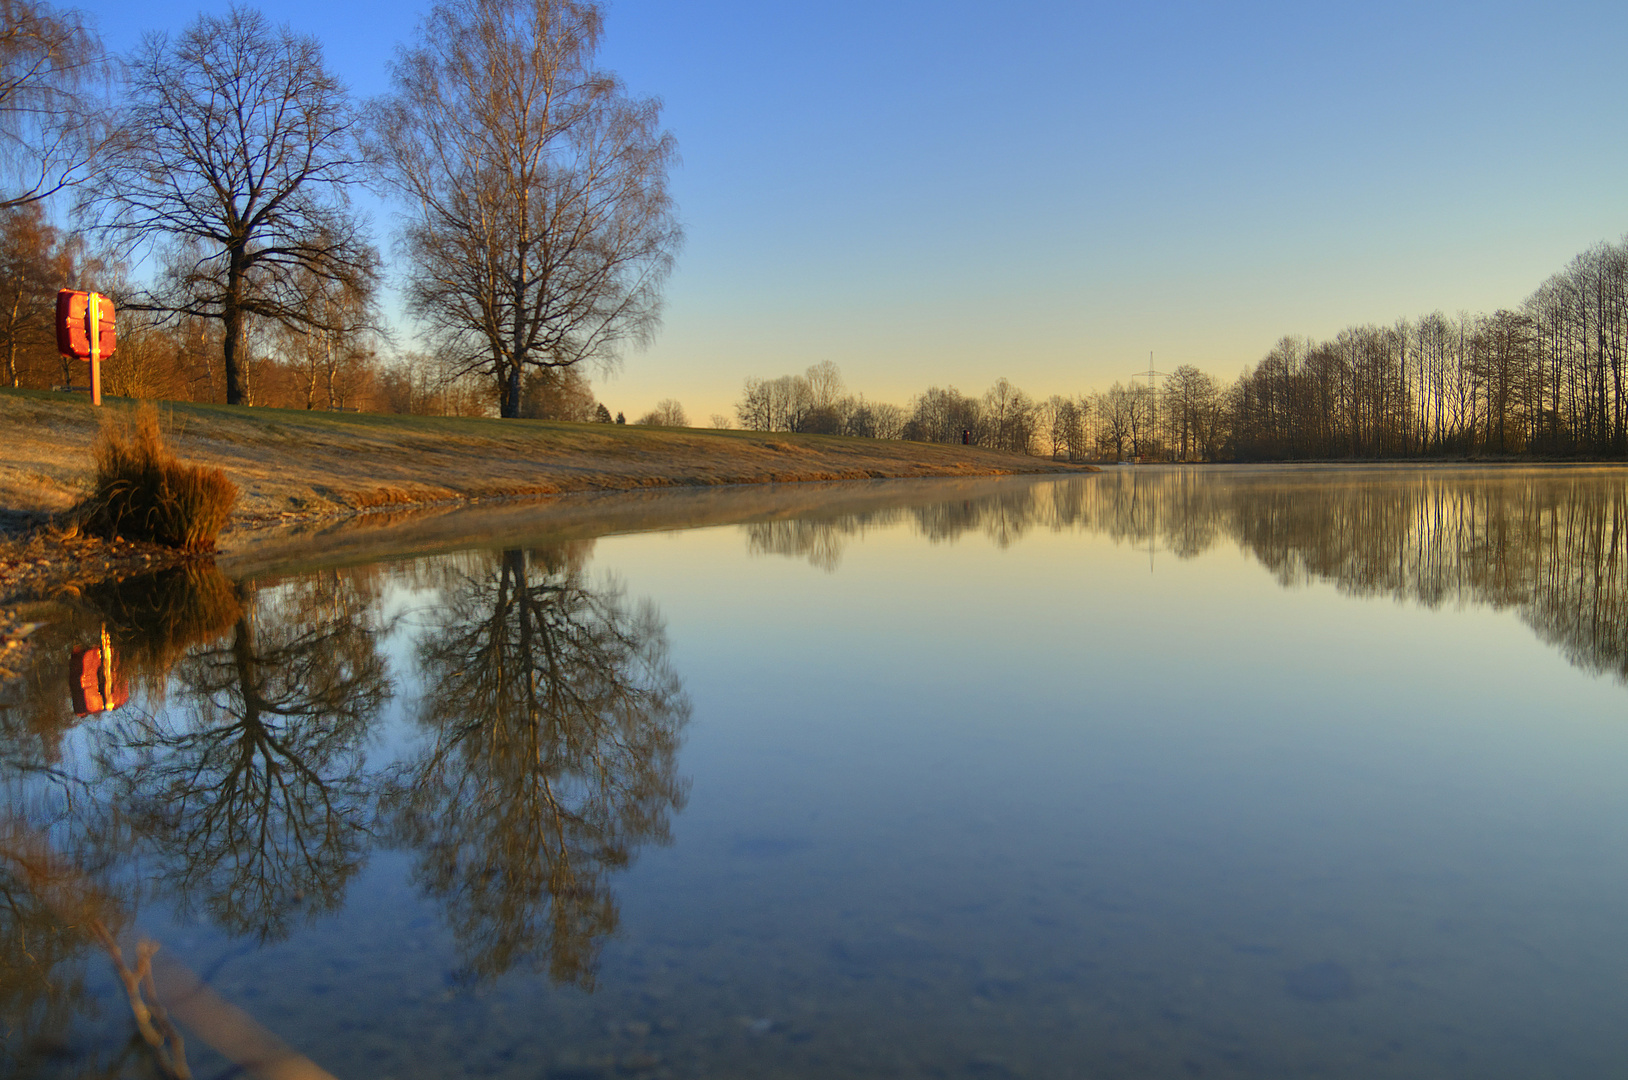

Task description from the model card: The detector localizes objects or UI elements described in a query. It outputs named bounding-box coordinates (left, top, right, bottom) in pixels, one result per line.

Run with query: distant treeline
left=731, top=359, right=1219, bottom=462
left=734, top=365, right=1070, bottom=455
left=731, top=236, right=1628, bottom=461
left=1234, top=238, right=1628, bottom=459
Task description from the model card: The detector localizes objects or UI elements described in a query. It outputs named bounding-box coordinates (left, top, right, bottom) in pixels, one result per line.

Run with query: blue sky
left=74, top=0, right=1628, bottom=421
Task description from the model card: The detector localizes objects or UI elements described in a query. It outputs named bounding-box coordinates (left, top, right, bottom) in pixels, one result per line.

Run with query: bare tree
left=735, top=372, right=816, bottom=431
left=519, top=363, right=597, bottom=420
left=635, top=398, right=686, bottom=426
left=1096, top=382, right=1135, bottom=460
left=373, top=0, right=681, bottom=418
left=1166, top=364, right=1220, bottom=461
left=982, top=378, right=1036, bottom=453
left=82, top=7, right=377, bottom=406
left=735, top=376, right=771, bottom=430
left=903, top=385, right=980, bottom=443
left=1125, top=381, right=1154, bottom=458
left=0, top=0, right=111, bottom=208
left=847, top=398, right=905, bottom=440
left=379, top=350, right=495, bottom=417
left=1047, top=394, right=1084, bottom=460
left=0, top=202, right=75, bottom=386
left=1068, top=395, right=1092, bottom=461
left=805, top=360, right=843, bottom=409
left=276, top=264, right=379, bottom=409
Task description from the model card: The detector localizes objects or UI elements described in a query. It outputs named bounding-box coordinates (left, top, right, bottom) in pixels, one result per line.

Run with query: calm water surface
left=5, top=465, right=1628, bottom=1078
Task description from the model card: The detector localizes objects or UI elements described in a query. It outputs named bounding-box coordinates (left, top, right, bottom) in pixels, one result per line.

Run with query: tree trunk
left=223, top=247, right=249, bottom=405
left=325, top=340, right=336, bottom=411
left=503, top=241, right=529, bottom=420
left=303, top=347, right=318, bottom=409
left=5, top=277, right=23, bottom=388
left=500, top=362, right=520, bottom=418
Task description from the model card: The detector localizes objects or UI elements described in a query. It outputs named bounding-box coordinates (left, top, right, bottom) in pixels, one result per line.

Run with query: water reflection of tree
left=746, top=517, right=871, bottom=571
left=0, top=569, right=241, bottom=1073
left=0, top=653, right=78, bottom=777
left=0, top=564, right=393, bottom=1071
left=743, top=488, right=1055, bottom=571
left=734, top=469, right=1628, bottom=682
left=909, top=485, right=1054, bottom=549
left=387, top=545, right=690, bottom=989
left=1068, top=469, right=1628, bottom=683
left=83, top=561, right=244, bottom=698
left=0, top=765, right=141, bottom=1076
left=0, top=815, right=193, bottom=1079
left=0, top=855, right=100, bottom=1073
left=101, top=570, right=392, bottom=942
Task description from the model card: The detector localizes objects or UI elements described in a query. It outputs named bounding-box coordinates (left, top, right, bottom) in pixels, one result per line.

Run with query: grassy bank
left=1, top=389, right=1093, bottom=535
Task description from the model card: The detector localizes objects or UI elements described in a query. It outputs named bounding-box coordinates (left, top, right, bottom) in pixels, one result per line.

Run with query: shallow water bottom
left=110, top=812, right=1627, bottom=1080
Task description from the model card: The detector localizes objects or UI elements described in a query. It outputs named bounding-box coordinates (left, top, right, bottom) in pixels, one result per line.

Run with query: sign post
left=88, top=292, right=101, bottom=405
left=55, top=289, right=116, bottom=405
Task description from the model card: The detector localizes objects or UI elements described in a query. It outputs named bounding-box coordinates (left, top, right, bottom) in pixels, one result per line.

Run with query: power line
left=1132, top=351, right=1169, bottom=462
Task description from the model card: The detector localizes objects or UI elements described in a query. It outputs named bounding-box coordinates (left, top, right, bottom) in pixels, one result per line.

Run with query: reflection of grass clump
left=83, top=562, right=243, bottom=694
left=82, top=404, right=237, bottom=551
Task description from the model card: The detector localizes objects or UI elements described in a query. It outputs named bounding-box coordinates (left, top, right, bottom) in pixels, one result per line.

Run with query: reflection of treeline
left=744, top=483, right=1075, bottom=569
left=745, top=471, right=1628, bottom=683
left=0, top=541, right=690, bottom=1056
left=1090, top=471, right=1628, bottom=681
left=747, top=517, right=876, bottom=571
left=746, top=497, right=1051, bottom=569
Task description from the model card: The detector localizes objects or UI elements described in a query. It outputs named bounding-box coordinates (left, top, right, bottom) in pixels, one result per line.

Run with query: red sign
left=55, top=289, right=116, bottom=361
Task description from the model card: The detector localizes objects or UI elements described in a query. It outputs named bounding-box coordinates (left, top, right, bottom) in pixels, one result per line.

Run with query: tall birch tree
left=372, top=0, right=681, bottom=418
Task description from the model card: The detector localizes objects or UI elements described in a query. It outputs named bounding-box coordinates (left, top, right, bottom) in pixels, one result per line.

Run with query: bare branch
left=0, top=0, right=114, bottom=208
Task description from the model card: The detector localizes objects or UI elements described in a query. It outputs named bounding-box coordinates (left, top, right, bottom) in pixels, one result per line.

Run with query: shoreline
left=7, top=454, right=1627, bottom=681
left=0, top=384, right=1099, bottom=673
left=0, top=385, right=1093, bottom=612
left=0, top=469, right=1087, bottom=678
left=0, top=526, right=206, bottom=681
left=0, top=389, right=1092, bottom=523
left=0, top=467, right=1090, bottom=599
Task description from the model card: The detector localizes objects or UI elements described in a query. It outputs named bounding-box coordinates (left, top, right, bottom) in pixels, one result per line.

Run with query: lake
left=4, top=464, right=1628, bottom=1079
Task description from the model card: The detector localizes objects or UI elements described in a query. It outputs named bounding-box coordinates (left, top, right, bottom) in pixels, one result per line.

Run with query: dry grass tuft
left=80, top=404, right=238, bottom=551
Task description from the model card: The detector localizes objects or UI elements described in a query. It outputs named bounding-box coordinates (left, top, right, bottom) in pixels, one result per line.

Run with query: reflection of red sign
left=70, top=646, right=128, bottom=716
